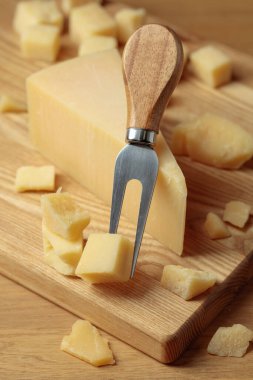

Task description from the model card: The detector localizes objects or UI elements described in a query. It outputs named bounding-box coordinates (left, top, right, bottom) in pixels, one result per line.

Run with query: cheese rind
left=223, top=201, right=251, bottom=228
left=69, top=3, right=117, bottom=43
left=207, top=324, right=253, bottom=357
left=161, top=265, right=216, bottom=300
left=41, top=192, right=90, bottom=240
left=27, top=49, right=187, bottom=254
left=13, top=0, right=64, bottom=35
left=171, top=113, right=253, bottom=169
left=61, top=320, right=115, bottom=366
left=21, top=24, right=60, bottom=62
left=204, top=212, right=231, bottom=239
left=75, top=233, right=133, bottom=283
left=0, top=95, right=27, bottom=113
left=78, top=36, right=117, bottom=56
left=15, top=165, right=55, bottom=192
left=42, top=221, right=83, bottom=266
left=115, top=8, right=146, bottom=44
left=189, top=45, right=232, bottom=87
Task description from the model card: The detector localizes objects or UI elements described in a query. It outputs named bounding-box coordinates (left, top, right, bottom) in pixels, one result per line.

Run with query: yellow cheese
left=44, top=249, right=76, bottom=276
left=204, top=212, right=231, bottom=240
left=78, top=36, right=117, bottom=56
left=75, top=233, right=133, bottom=283
left=0, top=95, right=27, bottom=113
left=20, top=25, right=60, bottom=62
left=115, top=8, right=146, bottom=44
left=13, top=0, right=64, bottom=35
left=41, top=192, right=90, bottom=240
left=189, top=45, right=232, bottom=87
left=27, top=49, right=187, bottom=254
left=223, top=201, right=251, bottom=228
left=61, top=320, right=115, bottom=366
left=69, top=3, right=117, bottom=43
left=61, top=0, right=101, bottom=15
left=42, top=221, right=83, bottom=266
left=161, top=265, right=216, bottom=300
left=171, top=113, right=253, bottom=169
left=15, top=165, right=55, bottom=192
left=207, top=324, right=253, bottom=357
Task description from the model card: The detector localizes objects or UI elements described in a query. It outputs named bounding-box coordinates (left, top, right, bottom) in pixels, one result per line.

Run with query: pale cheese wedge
left=61, top=320, right=115, bottom=366
left=204, top=212, right=231, bottom=239
left=15, top=165, right=55, bottom=192
left=27, top=49, right=187, bottom=254
left=115, top=7, right=146, bottom=44
left=223, top=201, right=251, bottom=228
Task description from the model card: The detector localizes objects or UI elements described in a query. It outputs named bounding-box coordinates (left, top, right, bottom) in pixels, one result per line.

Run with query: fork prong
left=130, top=175, right=157, bottom=278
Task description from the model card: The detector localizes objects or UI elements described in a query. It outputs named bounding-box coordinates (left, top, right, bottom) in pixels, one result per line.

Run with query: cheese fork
left=109, top=24, right=183, bottom=278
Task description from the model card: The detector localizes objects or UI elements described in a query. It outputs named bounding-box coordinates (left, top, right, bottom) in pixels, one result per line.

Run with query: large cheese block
left=27, top=49, right=187, bottom=254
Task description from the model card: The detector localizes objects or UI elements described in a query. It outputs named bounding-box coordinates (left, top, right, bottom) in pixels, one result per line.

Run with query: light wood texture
left=1, top=0, right=253, bottom=369
left=123, top=24, right=183, bottom=132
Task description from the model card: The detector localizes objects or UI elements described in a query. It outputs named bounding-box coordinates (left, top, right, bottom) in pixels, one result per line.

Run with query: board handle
left=123, top=24, right=183, bottom=134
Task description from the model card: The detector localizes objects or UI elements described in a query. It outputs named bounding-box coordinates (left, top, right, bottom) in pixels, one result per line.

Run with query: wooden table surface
left=1, top=1, right=253, bottom=379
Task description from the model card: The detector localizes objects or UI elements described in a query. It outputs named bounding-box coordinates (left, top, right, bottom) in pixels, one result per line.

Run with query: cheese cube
left=207, top=324, right=253, bottom=357
left=13, top=0, right=64, bottom=35
left=61, top=0, right=101, bottom=15
left=0, top=95, right=27, bottom=113
left=42, top=221, right=83, bottom=266
left=61, top=320, right=115, bottom=366
left=189, top=45, right=232, bottom=87
left=115, top=8, right=146, bottom=44
left=223, top=201, right=251, bottom=228
left=204, top=212, right=231, bottom=239
left=41, top=192, right=90, bottom=240
left=75, top=233, right=133, bottom=283
left=27, top=49, right=187, bottom=255
left=15, top=165, right=55, bottom=192
left=69, top=3, right=117, bottom=43
left=171, top=114, right=253, bottom=169
left=161, top=265, right=216, bottom=300
left=44, top=248, right=76, bottom=276
left=20, top=25, right=60, bottom=62
left=78, top=36, right=117, bottom=56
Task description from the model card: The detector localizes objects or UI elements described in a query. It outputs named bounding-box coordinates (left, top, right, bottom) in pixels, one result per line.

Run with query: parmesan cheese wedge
left=27, top=49, right=187, bottom=254
left=223, top=201, right=251, bottom=228
left=204, top=212, right=231, bottom=239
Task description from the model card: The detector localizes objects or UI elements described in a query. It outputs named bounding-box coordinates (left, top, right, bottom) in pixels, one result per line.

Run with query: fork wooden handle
left=122, top=24, right=183, bottom=133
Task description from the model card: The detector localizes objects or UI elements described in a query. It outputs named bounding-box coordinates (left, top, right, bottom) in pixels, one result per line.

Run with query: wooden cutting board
left=1, top=0, right=253, bottom=364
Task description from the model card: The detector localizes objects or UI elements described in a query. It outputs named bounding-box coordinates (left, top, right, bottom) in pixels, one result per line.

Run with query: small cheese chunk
left=61, top=0, right=101, bottom=15
left=44, top=247, right=76, bottom=275
left=0, top=95, right=27, bottom=113
left=204, top=212, right=231, bottom=239
left=61, top=320, right=115, bottom=366
left=41, top=192, right=90, bottom=240
left=189, top=45, right=232, bottom=87
left=13, top=0, right=64, bottom=35
left=21, top=24, right=60, bottom=62
left=171, top=114, right=253, bottom=169
left=161, top=265, right=216, bottom=300
left=115, top=8, right=146, bottom=44
left=15, top=165, right=55, bottom=192
left=75, top=233, right=133, bottom=283
left=223, top=201, right=251, bottom=228
left=42, top=221, right=83, bottom=266
left=78, top=36, right=117, bottom=56
left=69, top=3, right=117, bottom=43
left=207, top=324, right=253, bottom=357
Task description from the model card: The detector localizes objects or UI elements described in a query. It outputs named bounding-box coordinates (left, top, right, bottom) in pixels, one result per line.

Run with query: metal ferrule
left=126, top=128, right=157, bottom=147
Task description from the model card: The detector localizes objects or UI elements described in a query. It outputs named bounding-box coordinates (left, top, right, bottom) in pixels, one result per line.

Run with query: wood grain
left=123, top=24, right=183, bottom=132
left=1, top=0, right=253, bottom=367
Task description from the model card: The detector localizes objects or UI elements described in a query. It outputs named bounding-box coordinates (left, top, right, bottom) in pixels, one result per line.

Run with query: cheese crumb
left=204, top=212, right=231, bottom=239
left=161, top=265, right=216, bottom=300
left=189, top=45, right=232, bottom=87
left=15, top=165, right=55, bottom=192
left=61, top=320, right=115, bottom=366
left=223, top=201, right=251, bottom=228
left=0, top=95, right=26, bottom=113
left=207, top=324, right=253, bottom=357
